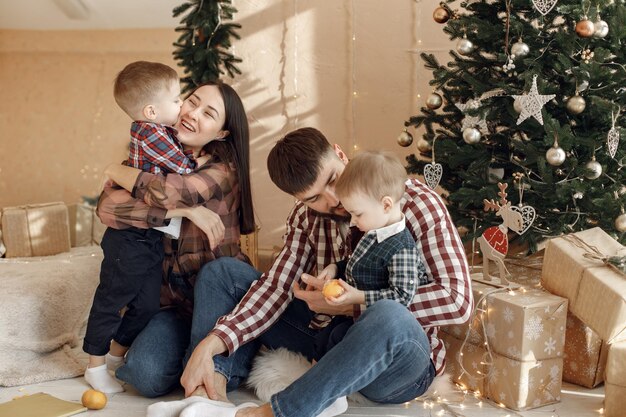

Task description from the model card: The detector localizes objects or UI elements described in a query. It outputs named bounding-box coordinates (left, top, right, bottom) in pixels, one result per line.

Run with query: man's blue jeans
left=116, top=258, right=435, bottom=417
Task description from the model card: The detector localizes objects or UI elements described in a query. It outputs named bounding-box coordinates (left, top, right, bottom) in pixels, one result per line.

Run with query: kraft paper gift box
left=442, top=279, right=568, bottom=410
left=541, top=227, right=626, bottom=343
left=441, top=332, right=487, bottom=393
left=486, top=353, right=563, bottom=411
left=605, top=340, right=626, bottom=417
left=563, top=312, right=608, bottom=388
left=0, top=202, right=71, bottom=258
left=67, top=203, right=106, bottom=247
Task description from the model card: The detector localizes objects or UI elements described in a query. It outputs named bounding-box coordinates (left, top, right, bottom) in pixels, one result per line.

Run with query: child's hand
left=317, top=264, right=338, bottom=282
left=300, top=264, right=337, bottom=291
left=324, top=279, right=365, bottom=306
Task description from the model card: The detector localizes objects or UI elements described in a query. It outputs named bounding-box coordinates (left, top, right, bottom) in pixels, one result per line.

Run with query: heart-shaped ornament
left=512, top=205, right=536, bottom=235
left=424, top=162, right=443, bottom=189
left=532, top=0, right=558, bottom=15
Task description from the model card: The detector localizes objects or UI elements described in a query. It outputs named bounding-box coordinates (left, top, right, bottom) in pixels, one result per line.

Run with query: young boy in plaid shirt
left=311, top=150, right=428, bottom=359
left=83, top=61, right=195, bottom=393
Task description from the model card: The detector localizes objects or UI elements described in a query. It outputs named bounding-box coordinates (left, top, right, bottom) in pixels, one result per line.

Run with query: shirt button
left=409, top=280, right=414, bottom=284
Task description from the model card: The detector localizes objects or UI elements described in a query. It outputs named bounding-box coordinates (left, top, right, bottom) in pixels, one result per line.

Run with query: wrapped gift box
left=441, top=279, right=567, bottom=410
left=67, top=203, right=106, bottom=247
left=1, top=202, right=71, bottom=258
left=441, top=332, right=487, bottom=393
left=541, top=227, right=626, bottom=343
left=486, top=353, right=562, bottom=410
left=562, top=312, right=607, bottom=388
left=605, top=340, right=626, bottom=417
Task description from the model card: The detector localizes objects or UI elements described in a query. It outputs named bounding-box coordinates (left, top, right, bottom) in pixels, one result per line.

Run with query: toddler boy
left=83, top=61, right=195, bottom=393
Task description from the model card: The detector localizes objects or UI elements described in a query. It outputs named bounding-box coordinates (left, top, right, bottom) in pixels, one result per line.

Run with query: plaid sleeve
left=134, top=123, right=196, bottom=174
left=96, top=180, right=168, bottom=229
left=212, top=203, right=316, bottom=354
left=363, top=247, right=418, bottom=307
left=404, top=180, right=473, bottom=327
left=132, top=163, right=231, bottom=211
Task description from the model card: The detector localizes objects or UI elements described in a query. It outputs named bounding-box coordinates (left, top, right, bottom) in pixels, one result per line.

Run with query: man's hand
left=294, top=273, right=353, bottom=316
left=184, top=206, right=225, bottom=249
left=180, top=335, right=227, bottom=399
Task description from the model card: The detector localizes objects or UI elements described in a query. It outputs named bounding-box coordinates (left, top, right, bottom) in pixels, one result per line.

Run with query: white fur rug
left=0, top=246, right=102, bottom=386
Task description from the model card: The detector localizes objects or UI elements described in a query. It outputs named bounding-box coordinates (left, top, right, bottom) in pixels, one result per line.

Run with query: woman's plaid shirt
left=212, top=179, right=473, bottom=375
left=97, top=161, right=248, bottom=318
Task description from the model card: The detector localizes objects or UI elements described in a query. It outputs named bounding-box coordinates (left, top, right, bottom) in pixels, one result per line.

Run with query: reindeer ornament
left=477, top=183, right=524, bottom=285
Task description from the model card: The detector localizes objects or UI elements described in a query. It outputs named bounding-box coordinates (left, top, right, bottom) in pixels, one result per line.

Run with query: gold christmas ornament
left=397, top=129, right=414, bottom=147
left=575, top=17, right=595, bottom=38
left=513, top=98, right=523, bottom=113
left=546, top=144, right=566, bottom=166
left=462, top=127, right=481, bottom=144
left=566, top=94, right=586, bottom=115
left=615, top=213, right=626, bottom=232
left=417, top=138, right=432, bottom=153
left=426, top=92, right=443, bottom=109
left=433, top=6, right=450, bottom=23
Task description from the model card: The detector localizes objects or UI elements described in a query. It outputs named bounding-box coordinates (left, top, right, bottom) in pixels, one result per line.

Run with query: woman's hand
left=182, top=206, right=225, bottom=249
left=294, top=273, right=353, bottom=316
left=180, top=335, right=227, bottom=399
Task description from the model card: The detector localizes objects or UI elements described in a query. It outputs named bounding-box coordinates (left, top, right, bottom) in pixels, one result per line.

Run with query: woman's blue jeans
left=116, top=258, right=435, bottom=417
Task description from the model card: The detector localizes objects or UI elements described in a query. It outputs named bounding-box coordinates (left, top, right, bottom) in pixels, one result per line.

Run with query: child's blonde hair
left=336, top=150, right=407, bottom=202
left=113, top=61, right=179, bottom=119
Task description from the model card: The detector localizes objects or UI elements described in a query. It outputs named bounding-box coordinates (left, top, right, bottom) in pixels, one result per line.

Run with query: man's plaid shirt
left=128, top=121, right=196, bottom=174
left=212, top=179, right=473, bottom=375
left=97, top=161, right=248, bottom=318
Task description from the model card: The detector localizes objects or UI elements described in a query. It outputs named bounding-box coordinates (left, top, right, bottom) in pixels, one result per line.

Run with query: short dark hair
left=267, top=127, right=335, bottom=195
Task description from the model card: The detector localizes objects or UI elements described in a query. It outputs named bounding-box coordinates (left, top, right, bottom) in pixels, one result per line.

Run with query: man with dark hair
left=155, top=127, right=472, bottom=417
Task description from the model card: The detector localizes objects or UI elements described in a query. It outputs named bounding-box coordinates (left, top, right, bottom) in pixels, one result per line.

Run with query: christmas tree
left=172, top=0, right=242, bottom=93
left=403, top=0, right=626, bottom=250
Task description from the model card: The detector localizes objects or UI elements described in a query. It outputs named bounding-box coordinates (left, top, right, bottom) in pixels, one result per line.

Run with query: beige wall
left=0, top=0, right=453, bottom=251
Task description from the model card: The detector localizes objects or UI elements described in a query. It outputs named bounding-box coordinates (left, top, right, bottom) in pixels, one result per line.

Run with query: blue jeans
left=117, top=258, right=435, bottom=417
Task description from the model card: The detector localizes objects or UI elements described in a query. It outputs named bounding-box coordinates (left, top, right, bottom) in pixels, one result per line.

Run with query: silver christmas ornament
left=511, top=40, right=530, bottom=59
left=397, top=130, right=413, bottom=147
left=462, top=127, right=481, bottom=144
left=456, top=38, right=474, bottom=55
left=584, top=159, right=602, bottom=179
left=594, top=19, right=609, bottom=38
left=615, top=213, right=626, bottom=232
left=546, top=145, right=566, bottom=166
left=426, top=92, right=443, bottom=110
left=566, top=95, right=586, bottom=115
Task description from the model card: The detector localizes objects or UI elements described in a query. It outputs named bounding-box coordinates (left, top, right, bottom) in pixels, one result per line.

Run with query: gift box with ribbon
left=541, top=227, right=626, bottom=343
left=0, top=202, right=71, bottom=258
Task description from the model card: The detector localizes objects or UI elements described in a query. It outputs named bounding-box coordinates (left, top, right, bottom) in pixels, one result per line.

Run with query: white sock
left=179, top=401, right=257, bottom=417
left=317, top=396, right=348, bottom=417
left=105, top=353, right=125, bottom=372
left=147, top=397, right=230, bottom=417
left=84, top=364, right=124, bottom=394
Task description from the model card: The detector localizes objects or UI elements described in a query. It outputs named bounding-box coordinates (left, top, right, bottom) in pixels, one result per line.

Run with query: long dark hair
left=197, top=81, right=255, bottom=235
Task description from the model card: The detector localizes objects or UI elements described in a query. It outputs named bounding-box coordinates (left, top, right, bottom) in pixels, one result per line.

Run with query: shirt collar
left=372, top=214, right=406, bottom=243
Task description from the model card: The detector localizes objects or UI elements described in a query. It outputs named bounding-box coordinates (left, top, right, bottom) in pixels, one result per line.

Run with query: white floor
left=0, top=374, right=605, bottom=417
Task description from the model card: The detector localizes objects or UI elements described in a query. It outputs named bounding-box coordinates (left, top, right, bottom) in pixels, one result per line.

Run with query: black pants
left=83, top=227, right=164, bottom=356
